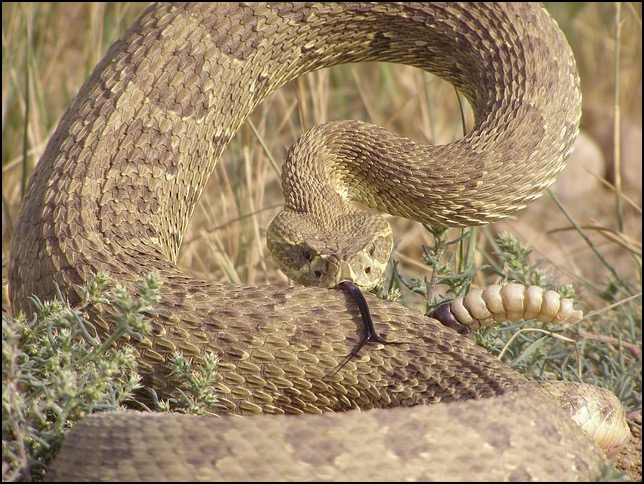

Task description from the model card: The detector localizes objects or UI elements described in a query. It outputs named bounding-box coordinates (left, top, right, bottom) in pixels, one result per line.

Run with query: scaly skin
left=8, top=3, right=622, bottom=481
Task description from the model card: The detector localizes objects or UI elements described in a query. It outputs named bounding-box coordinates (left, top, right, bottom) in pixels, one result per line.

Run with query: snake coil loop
left=8, top=2, right=630, bottom=481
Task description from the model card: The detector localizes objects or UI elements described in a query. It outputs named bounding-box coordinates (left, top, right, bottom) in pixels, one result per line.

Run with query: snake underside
left=7, top=2, right=625, bottom=481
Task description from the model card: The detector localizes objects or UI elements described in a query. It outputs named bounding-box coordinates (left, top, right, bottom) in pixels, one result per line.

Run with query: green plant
left=2, top=273, right=156, bottom=481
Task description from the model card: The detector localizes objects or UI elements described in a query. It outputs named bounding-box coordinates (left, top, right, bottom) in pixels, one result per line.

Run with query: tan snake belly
left=7, top=2, right=623, bottom=481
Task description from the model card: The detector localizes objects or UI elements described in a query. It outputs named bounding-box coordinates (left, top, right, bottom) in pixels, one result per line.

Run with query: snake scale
left=8, top=2, right=628, bottom=481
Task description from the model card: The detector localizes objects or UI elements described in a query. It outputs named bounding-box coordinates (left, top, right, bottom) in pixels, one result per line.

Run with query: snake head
left=267, top=210, right=393, bottom=290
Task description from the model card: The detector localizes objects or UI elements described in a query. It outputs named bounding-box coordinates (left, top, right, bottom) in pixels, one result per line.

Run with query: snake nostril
left=313, top=270, right=322, bottom=278
left=364, top=267, right=371, bottom=275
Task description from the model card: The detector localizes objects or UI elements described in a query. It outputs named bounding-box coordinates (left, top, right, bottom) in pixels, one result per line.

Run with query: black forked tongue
left=334, top=281, right=399, bottom=375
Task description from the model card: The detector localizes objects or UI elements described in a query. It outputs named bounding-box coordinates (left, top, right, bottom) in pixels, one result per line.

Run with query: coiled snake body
left=8, top=2, right=627, bottom=481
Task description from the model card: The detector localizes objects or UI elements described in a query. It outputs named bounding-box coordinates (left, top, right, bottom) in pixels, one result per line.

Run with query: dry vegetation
left=2, top=2, right=642, bottom=481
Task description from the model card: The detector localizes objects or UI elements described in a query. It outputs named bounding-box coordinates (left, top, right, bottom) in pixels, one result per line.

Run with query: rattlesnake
left=8, top=2, right=629, bottom=481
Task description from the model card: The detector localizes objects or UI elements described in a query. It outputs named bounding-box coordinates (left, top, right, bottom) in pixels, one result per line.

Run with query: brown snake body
left=7, top=2, right=625, bottom=481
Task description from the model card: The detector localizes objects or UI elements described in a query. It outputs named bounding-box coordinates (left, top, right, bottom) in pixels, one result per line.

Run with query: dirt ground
left=615, top=410, right=642, bottom=481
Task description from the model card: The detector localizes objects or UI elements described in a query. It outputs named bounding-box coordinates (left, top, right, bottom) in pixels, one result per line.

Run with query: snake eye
left=300, top=246, right=313, bottom=262
left=366, top=241, right=380, bottom=258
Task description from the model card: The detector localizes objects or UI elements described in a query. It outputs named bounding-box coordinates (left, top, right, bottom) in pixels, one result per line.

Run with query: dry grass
left=2, top=2, right=642, bottom=480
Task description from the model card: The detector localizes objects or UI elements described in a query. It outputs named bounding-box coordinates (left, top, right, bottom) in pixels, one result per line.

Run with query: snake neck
left=280, top=119, right=485, bottom=226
